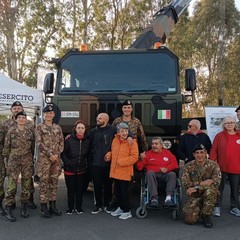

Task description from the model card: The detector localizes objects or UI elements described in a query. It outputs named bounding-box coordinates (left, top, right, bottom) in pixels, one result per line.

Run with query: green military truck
left=42, top=0, right=196, bottom=152
left=43, top=46, right=195, bottom=151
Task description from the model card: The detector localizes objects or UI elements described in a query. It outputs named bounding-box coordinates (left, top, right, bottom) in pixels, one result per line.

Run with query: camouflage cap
left=11, top=101, right=23, bottom=108
left=43, top=105, right=54, bottom=113
left=15, top=111, right=27, bottom=119
left=122, top=100, right=133, bottom=106
left=192, top=144, right=206, bottom=153
left=235, top=106, right=240, bottom=112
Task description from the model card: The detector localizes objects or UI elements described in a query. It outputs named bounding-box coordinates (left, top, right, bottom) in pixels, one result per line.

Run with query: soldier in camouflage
left=235, top=106, right=240, bottom=130
left=35, top=105, right=64, bottom=218
left=3, top=111, right=35, bottom=222
left=0, top=101, right=37, bottom=209
left=182, top=144, right=221, bottom=228
left=0, top=122, right=6, bottom=215
left=112, top=100, right=148, bottom=157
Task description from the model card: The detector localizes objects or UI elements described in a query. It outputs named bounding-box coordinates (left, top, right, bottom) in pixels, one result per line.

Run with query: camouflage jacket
left=35, top=122, right=64, bottom=157
left=0, top=117, right=34, bottom=154
left=2, top=126, right=35, bottom=158
left=182, top=159, right=221, bottom=191
left=112, top=116, right=148, bottom=152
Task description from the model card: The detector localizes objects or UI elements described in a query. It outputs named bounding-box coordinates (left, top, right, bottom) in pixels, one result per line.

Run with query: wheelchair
left=135, top=170, right=182, bottom=220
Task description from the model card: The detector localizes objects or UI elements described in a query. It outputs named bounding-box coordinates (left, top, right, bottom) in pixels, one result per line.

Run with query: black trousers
left=91, top=166, right=113, bottom=208
left=65, top=173, right=86, bottom=211
left=216, top=172, right=240, bottom=208
left=114, top=179, right=131, bottom=213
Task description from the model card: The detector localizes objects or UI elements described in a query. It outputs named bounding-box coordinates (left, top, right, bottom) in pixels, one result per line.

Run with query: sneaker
left=66, top=209, right=74, bottom=215
left=91, top=206, right=102, bottom=214
left=150, top=199, right=158, bottom=208
left=212, top=207, right=221, bottom=217
left=76, top=208, right=84, bottom=214
left=119, top=211, right=132, bottom=220
left=104, top=205, right=113, bottom=214
left=164, top=196, right=174, bottom=207
left=230, top=207, right=240, bottom=217
left=111, top=207, right=123, bottom=217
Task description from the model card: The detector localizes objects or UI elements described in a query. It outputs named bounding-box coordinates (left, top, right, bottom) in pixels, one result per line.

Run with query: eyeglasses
left=224, top=122, right=235, bottom=125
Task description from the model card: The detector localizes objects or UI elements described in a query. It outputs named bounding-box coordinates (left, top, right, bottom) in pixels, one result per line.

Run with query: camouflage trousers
left=4, top=154, right=33, bottom=206
left=0, top=157, right=6, bottom=200
left=36, top=157, right=62, bottom=203
left=183, top=187, right=218, bottom=224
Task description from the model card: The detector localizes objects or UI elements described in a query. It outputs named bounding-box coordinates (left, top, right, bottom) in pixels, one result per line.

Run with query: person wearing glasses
left=235, top=106, right=240, bottom=130
left=177, top=119, right=212, bottom=164
left=210, top=116, right=240, bottom=217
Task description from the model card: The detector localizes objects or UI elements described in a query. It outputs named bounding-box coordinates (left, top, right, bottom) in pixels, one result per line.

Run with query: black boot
left=20, top=203, right=29, bottom=218
left=28, top=193, right=37, bottom=209
left=203, top=214, right=213, bottom=228
left=0, top=199, right=6, bottom=216
left=5, top=205, right=16, bottom=222
left=40, top=203, right=51, bottom=218
left=49, top=201, right=62, bottom=216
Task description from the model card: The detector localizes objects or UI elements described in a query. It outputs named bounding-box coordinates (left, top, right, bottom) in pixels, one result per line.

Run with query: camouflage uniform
left=112, top=116, right=148, bottom=153
left=35, top=122, right=64, bottom=203
left=0, top=117, right=35, bottom=196
left=182, top=159, right=221, bottom=224
left=2, top=126, right=35, bottom=206
left=0, top=122, right=6, bottom=201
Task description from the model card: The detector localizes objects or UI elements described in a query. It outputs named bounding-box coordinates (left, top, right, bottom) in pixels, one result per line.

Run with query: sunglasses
left=188, top=125, right=192, bottom=128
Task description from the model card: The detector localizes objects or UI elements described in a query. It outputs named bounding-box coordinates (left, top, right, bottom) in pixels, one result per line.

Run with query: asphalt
left=0, top=173, right=239, bottom=240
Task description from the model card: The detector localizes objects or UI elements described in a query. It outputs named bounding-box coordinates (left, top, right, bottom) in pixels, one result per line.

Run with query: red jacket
left=136, top=148, right=178, bottom=172
left=210, top=129, right=240, bottom=174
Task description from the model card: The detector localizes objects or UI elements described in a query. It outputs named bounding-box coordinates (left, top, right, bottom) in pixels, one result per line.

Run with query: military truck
left=43, top=0, right=196, bottom=151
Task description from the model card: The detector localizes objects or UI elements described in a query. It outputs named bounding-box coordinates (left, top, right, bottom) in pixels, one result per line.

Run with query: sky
left=189, top=0, right=240, bottom=12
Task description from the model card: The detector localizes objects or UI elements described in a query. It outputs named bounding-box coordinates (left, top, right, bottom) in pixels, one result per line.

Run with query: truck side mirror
left=43, top=73, right=54, bottom=94
left=185, top=68, right=196, bottom=91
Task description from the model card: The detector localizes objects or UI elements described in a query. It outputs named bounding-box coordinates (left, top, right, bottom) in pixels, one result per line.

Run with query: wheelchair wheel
left=136, top=207, right=148, bottom=219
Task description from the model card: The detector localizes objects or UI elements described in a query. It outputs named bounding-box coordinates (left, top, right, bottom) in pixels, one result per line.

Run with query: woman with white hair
left=210, top=116, right=240, bottom=217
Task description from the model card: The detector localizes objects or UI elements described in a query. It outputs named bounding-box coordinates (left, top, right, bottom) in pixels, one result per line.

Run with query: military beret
left=117, top=122, right=129, bottom=131
left=15, top=111, right=27, bottom=120
left=11, top=101, right=23, bottom=108
left=43, top=105, right=54, bottom=113
left=192, top=144, right=206, bottom=153
left=122, top=100, right=133, bottom=106
left=235, top=106, right=240, bottom=112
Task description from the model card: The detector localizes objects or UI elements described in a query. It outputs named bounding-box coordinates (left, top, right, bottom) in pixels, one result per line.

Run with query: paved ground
left=0, top=173, right=239, bottom=240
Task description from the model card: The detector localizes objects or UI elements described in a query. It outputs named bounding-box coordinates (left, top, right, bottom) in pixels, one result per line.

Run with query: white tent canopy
left=0, top=72, right=43, bottom=116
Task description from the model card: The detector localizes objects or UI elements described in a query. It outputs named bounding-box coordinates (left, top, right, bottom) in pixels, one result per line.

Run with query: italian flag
left=158, top=110, right=171, bottom=119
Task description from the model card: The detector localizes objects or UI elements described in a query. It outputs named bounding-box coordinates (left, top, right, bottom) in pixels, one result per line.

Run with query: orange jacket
left=107, top=134, right=139, bottom=181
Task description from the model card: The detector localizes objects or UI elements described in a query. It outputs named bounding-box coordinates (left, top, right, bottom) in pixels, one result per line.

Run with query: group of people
left=0, top=99, right=239, bottom=228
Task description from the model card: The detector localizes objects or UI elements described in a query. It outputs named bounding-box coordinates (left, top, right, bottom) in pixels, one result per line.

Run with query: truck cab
left=43, top=45, right=196, bottom=151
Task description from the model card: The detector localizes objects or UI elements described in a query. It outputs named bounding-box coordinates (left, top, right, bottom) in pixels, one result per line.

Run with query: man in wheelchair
left=136, top=137, right=179, bottom=208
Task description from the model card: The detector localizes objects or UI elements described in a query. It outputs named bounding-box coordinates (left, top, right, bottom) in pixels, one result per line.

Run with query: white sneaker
left=230, top=207, right=240, bottom=217
left=119, top=211, right=132, bottom=220
left=212, top=207, right=221, bottom=217
left=111, top=207, right=123, bottom=217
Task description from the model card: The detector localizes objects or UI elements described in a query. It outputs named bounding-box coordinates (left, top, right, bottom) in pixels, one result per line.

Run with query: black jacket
left=88, top=124, right=116, bottom=167
left=61, top=133, right=90, bottom=173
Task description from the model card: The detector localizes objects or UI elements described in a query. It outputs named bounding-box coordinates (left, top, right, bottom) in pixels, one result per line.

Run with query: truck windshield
left=59, top=51, right=178, bottom=94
